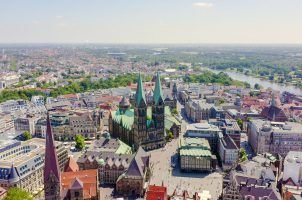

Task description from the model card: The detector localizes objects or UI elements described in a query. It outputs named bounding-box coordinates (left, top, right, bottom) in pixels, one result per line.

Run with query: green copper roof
left=180, top=149, right=212, bottom=157
left=179, top=138, right=212, bottom=157
left=112, top=106, right=180, bottom=131
left=153, top=72, right=164, bottom=105
left=135, top=74, right=146, bottom=106
left=115, top=140, right=132, bottom=154
left=112, top=109, right=134, bottom=130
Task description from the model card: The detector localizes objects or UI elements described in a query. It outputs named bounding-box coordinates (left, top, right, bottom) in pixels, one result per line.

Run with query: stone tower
left=133, top=74, right=147, bottom=149
left=44, top=113, right=61, bottom=200
left=152, top=72, right=165, bottom=131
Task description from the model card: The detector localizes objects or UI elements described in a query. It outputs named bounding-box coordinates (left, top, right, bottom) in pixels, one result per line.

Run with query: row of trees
left=0, top=73, right=140, bottom=103
left=183, top=71, right=248, bottom=87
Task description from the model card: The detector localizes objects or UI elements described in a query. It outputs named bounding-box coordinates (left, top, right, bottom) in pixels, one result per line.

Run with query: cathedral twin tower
left=110, top=72, right=166, bottom=150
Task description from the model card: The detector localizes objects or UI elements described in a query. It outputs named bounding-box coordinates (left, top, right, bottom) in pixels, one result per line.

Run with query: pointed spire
left=135, top=73, right=146, bottom=106
left=153, top=72, right=164, bottom=105
left=44, top=112, right=61, bottom=183
left=271, top=92, right=276, bottom=107
left=8, top=164, right=19, bottom=183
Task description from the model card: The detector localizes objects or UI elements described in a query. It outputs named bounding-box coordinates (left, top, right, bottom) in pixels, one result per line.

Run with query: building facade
left=116, top=147, right=150, bottom=197
left=248, top=119, right=302, bottom=157
left=179, top=138, right=217, bottom=172
left=184, top=99, right=214, bottom=122
left=185, top=122, right=222, bottom=152
left=0, top=138, right=67, bottom=196
left=218, top=135, right=239, bottom=168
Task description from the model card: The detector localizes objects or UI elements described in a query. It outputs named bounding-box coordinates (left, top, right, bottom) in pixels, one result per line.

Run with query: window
left=75, top=191, right=80, bottom=197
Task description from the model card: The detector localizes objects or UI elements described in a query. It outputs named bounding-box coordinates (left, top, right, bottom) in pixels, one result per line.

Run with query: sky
left=0, top=0, right=302, bottom=44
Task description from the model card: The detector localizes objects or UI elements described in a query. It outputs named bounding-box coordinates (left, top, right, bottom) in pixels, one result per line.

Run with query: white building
left=186, top=122, right=222, bottom=151
left=218, top=135, right=239, bottom=168
left=31, top=95, right=44, bottom=106
left=0, top=74, right=20, bottom=89
left=283, top=151, right=302, bottom=198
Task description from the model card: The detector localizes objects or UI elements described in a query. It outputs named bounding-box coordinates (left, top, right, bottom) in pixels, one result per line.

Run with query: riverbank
left=203, top=67, right=302, bottom=96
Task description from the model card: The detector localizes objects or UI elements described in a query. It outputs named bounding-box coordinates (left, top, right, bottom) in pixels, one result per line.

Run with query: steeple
left=271, top=92, right=276, bottom=107
left=44, top=113, right=60, bottom=182
left=153, top=72, right=164, bottom=105
left=44, top=112, right=61, bottom=200
left=135, top=74, right=146, bottom=106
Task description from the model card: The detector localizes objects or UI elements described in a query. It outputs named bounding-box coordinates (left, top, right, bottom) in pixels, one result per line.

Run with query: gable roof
left=125, top=147, right=149, bottom=178
left=70, top=177, right=83, bottom=189
left=61, top=169, right=98, bottom=199
left=64, top=157, right=79, bottom=172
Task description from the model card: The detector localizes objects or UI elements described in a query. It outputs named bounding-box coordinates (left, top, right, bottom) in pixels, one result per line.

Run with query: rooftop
left=186, top=122, right=220, bottom=132
left=61, top=169, right=98, bottom=199
left=179, top=138, right=212, bottom=157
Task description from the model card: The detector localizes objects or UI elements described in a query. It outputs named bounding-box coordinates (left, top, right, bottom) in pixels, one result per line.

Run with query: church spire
left=44, top=112, right=61, bottom=198
left=135, top=73, right=146, bottom=106
left=153, top=72, right=164, bottom=105
left=271, top=92, right=276, bottom=107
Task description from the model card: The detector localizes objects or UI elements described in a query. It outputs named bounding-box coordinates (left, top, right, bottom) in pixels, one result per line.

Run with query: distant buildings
left=179, top=138, right=217, bottom=172
left=184, top=99, right=214, bottom=122
left=248, top=119, right=302, bottom=156
left=0, top=74, right=20, bottom=89
left=260, top=94, right=288, bottom=122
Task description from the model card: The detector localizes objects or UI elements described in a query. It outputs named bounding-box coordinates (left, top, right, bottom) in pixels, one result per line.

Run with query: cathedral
left=109, top=72, right=180, bottom=150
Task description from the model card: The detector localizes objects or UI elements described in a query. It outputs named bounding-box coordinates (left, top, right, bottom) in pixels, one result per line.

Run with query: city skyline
left=1, top=0, right=302, bottom=44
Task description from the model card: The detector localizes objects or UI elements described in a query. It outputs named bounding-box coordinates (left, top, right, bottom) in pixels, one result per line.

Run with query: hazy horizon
left=1, top=0, right=302, bottom=44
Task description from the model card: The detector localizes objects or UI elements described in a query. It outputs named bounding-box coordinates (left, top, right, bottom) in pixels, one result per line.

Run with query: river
left=206, top=68, right=302, bottom=96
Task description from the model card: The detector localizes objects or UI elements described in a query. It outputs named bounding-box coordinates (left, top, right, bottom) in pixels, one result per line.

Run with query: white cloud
left=56, top=15, right=63, bottom=19
left=193, top=2, right=213, bottom=8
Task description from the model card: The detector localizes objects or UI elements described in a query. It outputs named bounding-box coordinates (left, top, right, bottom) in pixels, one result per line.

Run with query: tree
left=171, top=108, right=179, bottom=115
left=254, top=83, right=261, bottom=90
left=4, top=187, right=33, bottom=200
left=166, top=129, right=174, bottom=140
left=75, top=134, right=85, bottom=150
left=22, top=131, right=32, bottom=141
left=237, top=119, right=243, bottom=130
left=239, top=148, right=248, bottom=162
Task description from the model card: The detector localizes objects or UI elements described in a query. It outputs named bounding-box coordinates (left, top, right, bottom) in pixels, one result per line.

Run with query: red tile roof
left=61, top=169, right=98, bottom=199
left=64, top=157, right=79, bottom=172
left=146, top=185, right=167, bottom=200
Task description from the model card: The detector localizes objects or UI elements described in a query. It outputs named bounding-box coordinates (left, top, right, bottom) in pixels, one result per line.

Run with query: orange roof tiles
left=146, top=185, right=168, bottom=200
left=64, top=157, right=79, bottom=172
left=61, top=169, right=98, bottom=199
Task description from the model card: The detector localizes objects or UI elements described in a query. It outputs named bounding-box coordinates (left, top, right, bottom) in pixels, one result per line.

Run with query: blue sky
left=0, top=0, right=302, bottom=43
